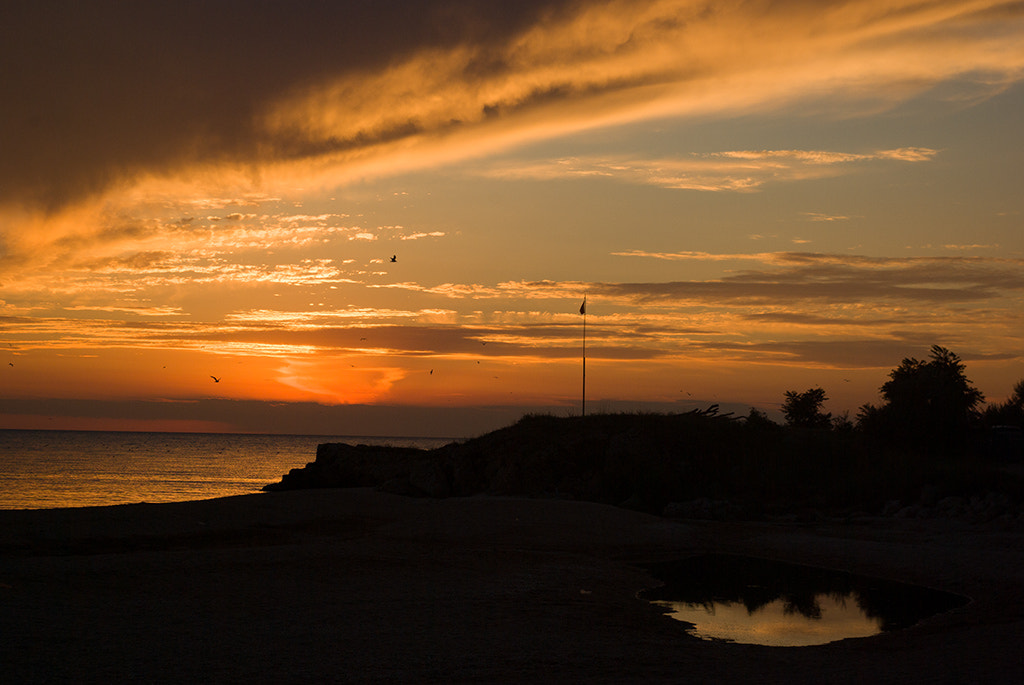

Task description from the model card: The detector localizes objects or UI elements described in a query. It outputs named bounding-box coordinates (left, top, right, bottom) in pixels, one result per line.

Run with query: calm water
left=0, top=430, right=455, bottom=510
left=640, top=554, right=968, bottom=647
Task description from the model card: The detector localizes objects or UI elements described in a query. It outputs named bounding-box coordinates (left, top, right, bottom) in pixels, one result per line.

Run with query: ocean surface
left=0, top=430, right=456, bottom=510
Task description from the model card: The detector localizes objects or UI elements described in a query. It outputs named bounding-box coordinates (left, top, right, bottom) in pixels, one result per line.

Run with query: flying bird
left=210, top=376, right=221, bottom=383
left=390, top=255, right=397, bottom=262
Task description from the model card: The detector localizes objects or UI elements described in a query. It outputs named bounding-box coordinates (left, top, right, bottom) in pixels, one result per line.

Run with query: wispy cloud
left=802, top=212, right=853, bottom=222
left=63, top=305, right=186, bottom=317
left=401, top=231, right=446, bottom=241
left=479, top=148, right=938, bottom=191
left=612, top=250, right=770, bottom=262
left=225, top=308, right=458, bottom=325
left=944, top=243, right=1000, bottom=251
left=713, top=149, right=938, bottom=164
left=0, top=198, right=418, bottom=295
left=4, top=256, right=360, bottom=305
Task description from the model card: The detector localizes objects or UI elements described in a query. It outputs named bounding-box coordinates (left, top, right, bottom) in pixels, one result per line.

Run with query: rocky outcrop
left=263, top=443, right=436, bottom=492
left=263, top=411, right=1024, bottom=522
left=263, top=410, right=738, bottom=512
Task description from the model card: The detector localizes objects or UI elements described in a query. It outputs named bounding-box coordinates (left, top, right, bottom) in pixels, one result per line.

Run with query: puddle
left=639, top=554, right=968, bottom=647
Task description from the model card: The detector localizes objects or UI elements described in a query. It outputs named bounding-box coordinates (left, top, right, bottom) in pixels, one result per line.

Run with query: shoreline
left=0, top=430, right=456, bottom=512
left=3, top=488, right=1023, bottom=682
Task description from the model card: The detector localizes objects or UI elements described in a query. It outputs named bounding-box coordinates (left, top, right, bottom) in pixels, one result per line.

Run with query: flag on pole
left=580, top=295, right=587, bottom=416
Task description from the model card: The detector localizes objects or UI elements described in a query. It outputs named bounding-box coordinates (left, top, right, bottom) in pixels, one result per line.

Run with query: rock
left=895, top=505, right=921, bottom=519
left=935, top=496, right=966, bottom=518
left=882, top=499, right=903, bottom=517
left=263, top=443, right=434, bottom=492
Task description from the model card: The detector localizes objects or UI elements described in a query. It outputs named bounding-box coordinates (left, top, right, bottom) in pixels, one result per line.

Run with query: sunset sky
left=2, top=0, right=1023, bottom=437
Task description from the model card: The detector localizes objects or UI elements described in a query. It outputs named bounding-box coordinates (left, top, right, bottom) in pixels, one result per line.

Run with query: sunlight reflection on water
left=640, top=554, right=968, bottom=647
left=0, top=430, right=453, bottom=509
left=652, top=594, right=883, bottom=646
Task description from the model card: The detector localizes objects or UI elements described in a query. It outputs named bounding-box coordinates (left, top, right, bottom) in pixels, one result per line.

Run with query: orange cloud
left=3, top=1, right=1021, bottom=279
left=251, top=0, right=1020, bottom=191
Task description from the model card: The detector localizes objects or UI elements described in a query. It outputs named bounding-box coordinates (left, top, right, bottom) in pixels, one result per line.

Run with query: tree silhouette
left=983, top=379, right=1024, bottom=429
left=782, top=388, right=832, bottom=429
left=857, top=345, right=984, bottom=454
left=744, top=406, right=778, bottom=429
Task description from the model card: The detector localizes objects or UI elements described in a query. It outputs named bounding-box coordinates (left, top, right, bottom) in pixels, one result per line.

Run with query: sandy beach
left=2, top=488, right=1023, bottom=683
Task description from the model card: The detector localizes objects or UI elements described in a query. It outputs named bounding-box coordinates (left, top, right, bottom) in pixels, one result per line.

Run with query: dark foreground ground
left=2, top=489, right=1023, bottom=683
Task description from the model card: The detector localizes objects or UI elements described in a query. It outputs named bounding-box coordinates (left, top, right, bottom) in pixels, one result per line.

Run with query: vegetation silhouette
left=267, top=345, right=1024, bottom=520
left=857, top=345, right=985, bottom=456
left=984, top=379, right=1024, bottom=429
left=782, top=387, right=831, bottom=429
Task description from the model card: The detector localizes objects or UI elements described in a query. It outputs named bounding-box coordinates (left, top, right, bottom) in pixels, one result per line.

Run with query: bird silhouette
left=210, top=376, right=221, bottom=383
left=390, top=255, right=397, bottom=262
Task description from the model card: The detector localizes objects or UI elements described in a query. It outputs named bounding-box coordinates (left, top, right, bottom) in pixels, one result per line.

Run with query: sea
left=0, top=430, right=456, bottom=510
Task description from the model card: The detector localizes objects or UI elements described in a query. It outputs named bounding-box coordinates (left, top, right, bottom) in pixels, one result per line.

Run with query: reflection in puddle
left=640, top=554, right=967, bottom=647
left=652, top=594, right=881, bottom=647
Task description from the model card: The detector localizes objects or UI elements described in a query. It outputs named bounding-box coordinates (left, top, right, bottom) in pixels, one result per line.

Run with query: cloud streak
left=2, top=1, right=1020, bottom=214
left=480, top=147, right=939, bottom=191
left=376, top=251, right=1024, bottom=313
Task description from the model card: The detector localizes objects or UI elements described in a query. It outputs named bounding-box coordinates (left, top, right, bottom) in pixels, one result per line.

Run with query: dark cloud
left=592, top=255, right=1024, bottom=305
left=741, top=312, right=906, bottom=326
left=694, top=339, right=1024, bottom=370
left=141, top=322, right=668, bottom=360
left=695, top=339, right=940, bottom=369
left=0, top=397, right=550, bottom=437
left=0, top=396, right=749, bottom=436
left=0, top=0, right=579, bottom=211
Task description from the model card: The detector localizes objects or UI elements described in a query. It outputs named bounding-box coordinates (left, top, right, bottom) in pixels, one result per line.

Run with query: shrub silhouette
left=857, top=345, right=984, bottom=455
left=782, top=387, right=832, bottom=429
left=983, top=378, right=1024, bottom=429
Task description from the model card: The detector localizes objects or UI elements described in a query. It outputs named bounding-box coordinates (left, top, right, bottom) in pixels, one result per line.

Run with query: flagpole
left=581, top=296, right=587, bottom=417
